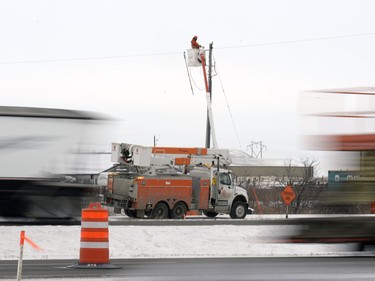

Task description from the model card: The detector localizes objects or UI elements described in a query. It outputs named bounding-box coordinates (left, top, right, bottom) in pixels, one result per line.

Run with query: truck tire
left=230, top=201, right=247, bottom=219
left=203, top=210, right=218, bottom=218
left=151, top=202, right=169, bottom=219
left=171, top=202, right=187, bottom=219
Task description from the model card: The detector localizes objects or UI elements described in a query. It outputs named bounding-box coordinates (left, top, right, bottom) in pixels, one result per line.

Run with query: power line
left=0, top=51, right=183, bottom=65
left=216, top=32, right=375, bottom=50
left=1, top=32, right=375, bottom=65
left=183, top=52, right=196, bottom=95
left=214, top=59, right=243, bottom=151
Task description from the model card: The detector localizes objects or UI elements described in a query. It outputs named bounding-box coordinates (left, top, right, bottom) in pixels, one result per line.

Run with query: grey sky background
left=1, top=0, right=375, bottom=175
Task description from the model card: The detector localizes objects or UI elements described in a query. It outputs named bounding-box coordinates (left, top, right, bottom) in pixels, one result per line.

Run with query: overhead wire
left=213, top=56, right=243, bottom=151
left=188, top=63, right=206, bottom=91
left=0, top=51, right=183, bottom=65
left=183, top=52, right=195, bottom=95
left=216, top=32, right=375, bottom=50
left=1, top=32, right=375, bottom=65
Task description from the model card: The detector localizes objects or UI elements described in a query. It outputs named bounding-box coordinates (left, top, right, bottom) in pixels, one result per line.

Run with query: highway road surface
left=1, top=257, right=375, bottom=280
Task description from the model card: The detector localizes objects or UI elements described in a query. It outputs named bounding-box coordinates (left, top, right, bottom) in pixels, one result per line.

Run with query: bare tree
left=282, top=156, right=321, bottom=214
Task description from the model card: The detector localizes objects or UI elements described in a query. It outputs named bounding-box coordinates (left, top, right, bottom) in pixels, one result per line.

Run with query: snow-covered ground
left=0, top=215, right=359, bottom=261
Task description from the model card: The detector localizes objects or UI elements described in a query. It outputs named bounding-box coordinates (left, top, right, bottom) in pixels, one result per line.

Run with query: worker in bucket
left=191, top=35, right=204, bottom=63
left=191, top=35, right=202, bottom=49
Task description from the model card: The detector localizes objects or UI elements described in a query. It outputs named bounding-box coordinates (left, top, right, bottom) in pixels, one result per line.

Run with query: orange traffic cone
left=69, top=202, right=119, bottom=269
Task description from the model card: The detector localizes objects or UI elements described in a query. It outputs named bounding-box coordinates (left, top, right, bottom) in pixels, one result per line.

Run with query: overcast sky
left=1, top=0, right=375, bottom=175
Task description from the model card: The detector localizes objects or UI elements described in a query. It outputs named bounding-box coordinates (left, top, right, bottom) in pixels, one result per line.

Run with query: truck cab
left=190, top=166, right=249, bottom=219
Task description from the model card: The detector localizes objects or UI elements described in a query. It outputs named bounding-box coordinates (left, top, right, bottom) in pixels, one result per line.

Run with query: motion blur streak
left=291, top=88, right=375, bottom=251
left=0, top=106, right=112, bottom=219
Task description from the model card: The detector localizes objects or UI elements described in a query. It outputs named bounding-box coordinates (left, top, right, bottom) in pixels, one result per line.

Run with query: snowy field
left=0, top=215, right=360, bottom=261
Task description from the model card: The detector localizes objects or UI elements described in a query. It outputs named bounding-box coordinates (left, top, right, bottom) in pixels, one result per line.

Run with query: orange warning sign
left=281, top=185, right=295, bottom=206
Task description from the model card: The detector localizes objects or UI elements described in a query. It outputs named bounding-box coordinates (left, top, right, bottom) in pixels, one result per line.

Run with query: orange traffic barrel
left=68, top=202, right=120, bottom=269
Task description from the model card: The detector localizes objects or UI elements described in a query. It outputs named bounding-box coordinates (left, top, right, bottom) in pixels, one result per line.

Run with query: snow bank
left=0, top=215, right=357, bottom=260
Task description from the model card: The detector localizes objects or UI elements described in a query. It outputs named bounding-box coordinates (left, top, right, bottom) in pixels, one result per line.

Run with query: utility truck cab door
left=216, top=171, right=234, bottom=205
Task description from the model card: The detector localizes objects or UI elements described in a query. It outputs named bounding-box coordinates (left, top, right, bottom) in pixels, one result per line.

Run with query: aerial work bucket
left=187, top=49, right=205, bottom=67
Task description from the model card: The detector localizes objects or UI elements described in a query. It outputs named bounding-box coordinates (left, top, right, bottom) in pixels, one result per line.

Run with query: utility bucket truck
left=103, top=143, right=250, bottom=219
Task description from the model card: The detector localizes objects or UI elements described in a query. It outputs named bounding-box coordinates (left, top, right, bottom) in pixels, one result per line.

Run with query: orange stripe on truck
left=174, top=158, right=191, bottom=165
left=152, top=147, right=207, bottom=155
left=186, top=210, right=201, bottom=216
left=139, top=178, right=192, bottom=187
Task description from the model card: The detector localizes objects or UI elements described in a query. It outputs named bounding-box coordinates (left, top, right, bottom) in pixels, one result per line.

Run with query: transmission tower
left=247, top=141, right=267, bottom=158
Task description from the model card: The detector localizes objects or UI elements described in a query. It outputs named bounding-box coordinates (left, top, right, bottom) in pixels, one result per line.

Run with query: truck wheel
left=151, top=202, right=169, bottom=219
left=230, top=201, right=247, bottom=219
left=203, top=210, right=218, bottom=218
left=171, top=202, right=187, bottom=219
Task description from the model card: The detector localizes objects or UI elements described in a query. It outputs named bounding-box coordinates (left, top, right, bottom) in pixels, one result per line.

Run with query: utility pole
left=205, top=42, right=213, bottom=148
left=247, top=141, right=267, bottom=158
left=153, top=135, right=158, bottom=147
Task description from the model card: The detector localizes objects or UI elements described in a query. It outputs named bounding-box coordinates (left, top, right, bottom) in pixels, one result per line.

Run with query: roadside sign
left=281, top=185, right=295, bottom=206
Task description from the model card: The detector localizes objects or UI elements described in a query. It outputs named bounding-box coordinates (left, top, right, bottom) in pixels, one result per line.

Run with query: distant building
left=228, top=149, right=313, bottom=178
left=327, top=170, right=361, bottom=191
